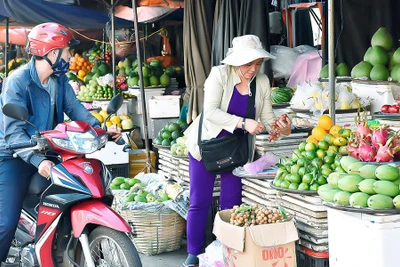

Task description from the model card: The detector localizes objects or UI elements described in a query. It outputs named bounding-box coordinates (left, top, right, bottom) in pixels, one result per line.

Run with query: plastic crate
left=107, top=163, right=129, bottom=178
left=296, top=245, right=329, bottom=267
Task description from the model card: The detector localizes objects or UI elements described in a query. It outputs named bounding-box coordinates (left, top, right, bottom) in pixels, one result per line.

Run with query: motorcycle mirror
left=2, top=103, right=41, bottom=137
left=2, top=103, right=29, bottom=121
left=107, top=94, right=124, bottom=115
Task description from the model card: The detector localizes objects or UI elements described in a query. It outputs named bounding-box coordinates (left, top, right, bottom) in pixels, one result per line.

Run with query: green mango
left=349, top=192, right=370, bottom=208
left=338, top=174, right=363, bottom=193
left=375, top=165, right=399, bottom=181
left=358, top=179, right=377, bottom=195
left=393, top=195, right=400, bottom=209
left=367, top=194, right=394, bottom=209
left=373, top=180, right=400, bottom=197
left=159, top=193, right=169, bottom=202
left=146, top=193, right=157, bottom=203
left=111, top=177, right=125, bottom=186
left=358, top=164, right=378, bottom=179
left=134, top=195, right=147, bottom=203
left=339, top=156, right=359, bottom=173
left=333, top=191, right=351, bottom=205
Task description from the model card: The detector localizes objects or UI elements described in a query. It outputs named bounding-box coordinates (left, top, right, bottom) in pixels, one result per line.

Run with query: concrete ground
left=139, top=239, right=188, bottom=267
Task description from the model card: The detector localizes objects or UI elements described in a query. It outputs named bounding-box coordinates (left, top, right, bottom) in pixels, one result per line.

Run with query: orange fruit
left=329, top=125, right=342, bottom=137
left=312, top=126, right=328, bottom=141
left=318, top=115, right=333, bottom=131
left=306, top=135, right=319, bottom=145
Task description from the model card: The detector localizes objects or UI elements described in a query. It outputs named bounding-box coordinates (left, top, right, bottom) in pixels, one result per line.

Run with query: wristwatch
left=242, top=118, right=246, bottom=130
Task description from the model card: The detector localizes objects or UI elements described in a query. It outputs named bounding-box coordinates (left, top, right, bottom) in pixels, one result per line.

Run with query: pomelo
left=369, top=46, right=389, bottom=66
left=371, top=27, right=393, bottom=51
left=370, top=64, right=389, bottom=81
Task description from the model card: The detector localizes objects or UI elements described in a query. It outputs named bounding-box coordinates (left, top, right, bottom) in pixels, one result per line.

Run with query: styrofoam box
left=328, top=208, right=400, bottom=267
left=92, top=99, right=132, bottom=116
left=148, top=95, right=181, bottom=118
left=128, top=88, right=165, bottom=115
left=351, top=80, right=400, bottom=113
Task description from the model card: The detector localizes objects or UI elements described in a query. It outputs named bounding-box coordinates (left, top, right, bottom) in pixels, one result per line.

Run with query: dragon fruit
left=355, top=110, right=372, bottom=142
left=391, top=134, right=400, bottom=159
left=376, top=137, right=395, bottom=162
left=358, top=141, right=377, bottom=162
left=371, top=127, right=390, bottom=150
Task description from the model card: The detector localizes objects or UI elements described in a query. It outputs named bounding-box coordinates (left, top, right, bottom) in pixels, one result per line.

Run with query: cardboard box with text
left=213, top=210, right=299, bottom=267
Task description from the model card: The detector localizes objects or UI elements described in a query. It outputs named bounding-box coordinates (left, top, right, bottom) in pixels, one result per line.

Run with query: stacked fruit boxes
left=255, top=132, right=309, bottom=159
left=157, top=148, right=220, bottom=196
left=241, top=177, right=279, bottom=208
left=277, top=193, right=329, bottom=253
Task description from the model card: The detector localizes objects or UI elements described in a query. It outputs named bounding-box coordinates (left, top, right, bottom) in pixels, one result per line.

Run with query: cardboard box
left=213, top=210, right=299, bottom=267
left=148, top=95, right=181, bottom=118
left=129, top=149, right=156, bottom=177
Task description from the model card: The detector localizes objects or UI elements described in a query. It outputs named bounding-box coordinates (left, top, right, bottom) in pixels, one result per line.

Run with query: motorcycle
left=2, top=94, right=142, bottom=267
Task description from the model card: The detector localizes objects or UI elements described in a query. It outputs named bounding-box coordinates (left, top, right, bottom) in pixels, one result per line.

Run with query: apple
left=121, top=119, right=134, bottom=130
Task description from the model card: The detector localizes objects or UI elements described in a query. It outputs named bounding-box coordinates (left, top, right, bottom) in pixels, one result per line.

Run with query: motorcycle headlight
left=52, top=130, right=108, bottom=154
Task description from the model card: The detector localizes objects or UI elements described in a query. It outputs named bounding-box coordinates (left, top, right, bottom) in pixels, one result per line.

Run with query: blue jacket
left=0, top=58, right=100, bottom=167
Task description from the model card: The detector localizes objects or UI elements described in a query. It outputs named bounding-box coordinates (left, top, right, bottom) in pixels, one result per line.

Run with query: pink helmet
left=28, top=22, right=79, bottom=57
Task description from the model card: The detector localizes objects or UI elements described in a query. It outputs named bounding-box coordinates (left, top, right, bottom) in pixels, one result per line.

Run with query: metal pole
left=5, top=18, right=9, bottom=77
left=102, top=28, right=106, bottom=61
left=111, top=0, right=117, bottom=96
left=328, top=0, right=336, bottom=123
left=132, top=0, right=151, bottom=172
left=285, top=0, right=289, bottom=46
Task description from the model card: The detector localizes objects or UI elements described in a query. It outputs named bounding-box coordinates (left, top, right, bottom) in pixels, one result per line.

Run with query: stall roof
left=0, top=0, right=133, bottom=29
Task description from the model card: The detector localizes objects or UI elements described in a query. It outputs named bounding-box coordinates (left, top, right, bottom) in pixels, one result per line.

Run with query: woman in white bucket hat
left=181, top=34, right=291, bottom=267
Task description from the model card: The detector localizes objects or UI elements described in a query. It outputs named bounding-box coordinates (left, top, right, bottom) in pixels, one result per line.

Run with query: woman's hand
left=276, top=115, right=292, bottom=135
left=107, top=124, right=122, bottom=141
left=243, top=119, right=266, bottom=135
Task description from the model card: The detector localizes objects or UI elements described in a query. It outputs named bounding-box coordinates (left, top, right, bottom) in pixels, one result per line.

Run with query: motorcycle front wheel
left=77, top=226, right=142, bottom=267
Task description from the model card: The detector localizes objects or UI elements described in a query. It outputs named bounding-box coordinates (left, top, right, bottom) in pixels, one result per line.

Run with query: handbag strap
left=198, top=77, right=257, bottom=147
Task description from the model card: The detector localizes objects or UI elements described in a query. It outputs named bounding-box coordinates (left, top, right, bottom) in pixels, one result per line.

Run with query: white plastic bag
left=198, top=240, right=225, bottom=267
left=270, top=45, right=301, bottom=79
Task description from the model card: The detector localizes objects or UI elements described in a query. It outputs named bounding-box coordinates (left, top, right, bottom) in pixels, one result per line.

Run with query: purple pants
left=186, top=153, right=242, bottom=255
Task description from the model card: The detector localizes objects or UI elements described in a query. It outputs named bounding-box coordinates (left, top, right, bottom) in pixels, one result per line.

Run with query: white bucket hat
left=221, top=34, right=276, bottom=66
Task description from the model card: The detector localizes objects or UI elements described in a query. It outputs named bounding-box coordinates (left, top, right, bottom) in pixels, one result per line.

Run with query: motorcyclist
left=0, top=22, right=121, bottom=263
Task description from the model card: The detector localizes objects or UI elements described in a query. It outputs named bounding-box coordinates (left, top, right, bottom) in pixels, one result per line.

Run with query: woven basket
left=119, top=206, right=185, bottom=256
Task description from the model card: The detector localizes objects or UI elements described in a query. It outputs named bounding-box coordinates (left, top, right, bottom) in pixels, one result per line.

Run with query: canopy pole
left=328, top=0, right=336, bottom=123
left=5, top=18, right=9, bottom=77
left=111, top=0, right=117, bottom=96
left=132, top=0, right=151, bottom=172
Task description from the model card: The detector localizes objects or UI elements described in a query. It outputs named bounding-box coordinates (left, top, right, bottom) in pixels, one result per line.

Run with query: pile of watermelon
left=271, top=87, right=295, bottom=104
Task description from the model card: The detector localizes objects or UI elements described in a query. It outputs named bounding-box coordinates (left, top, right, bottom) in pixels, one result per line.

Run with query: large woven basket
left=119, top=206, right=185, bottom=256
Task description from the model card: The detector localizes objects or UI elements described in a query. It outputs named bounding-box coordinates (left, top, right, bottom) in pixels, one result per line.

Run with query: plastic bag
left=243, top=153, right=279, bottom=175
left=293, top=44, right=317, bottom=54
left=287, top=50, right=322, bottom=87
left=270, top=45, right=301, bottom=79
left=96, top=73, right=113, bottom=87
left=198, top=240, right=225, bottom=267
left=290, top=81, right=323, bottom=110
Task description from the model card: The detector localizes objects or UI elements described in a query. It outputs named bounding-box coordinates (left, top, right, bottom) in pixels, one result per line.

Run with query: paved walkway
left=139, top=239, right=188, bottom=267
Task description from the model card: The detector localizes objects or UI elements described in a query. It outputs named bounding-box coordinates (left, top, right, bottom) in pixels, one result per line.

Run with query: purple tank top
left=217, top=86, right=255, bottom=138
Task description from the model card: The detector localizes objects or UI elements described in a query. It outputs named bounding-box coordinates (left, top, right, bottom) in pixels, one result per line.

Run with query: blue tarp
left=0, top=0, right=133, bottom=29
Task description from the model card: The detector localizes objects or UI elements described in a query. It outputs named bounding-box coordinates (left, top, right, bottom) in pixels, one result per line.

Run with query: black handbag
left=198, top=78, right=256, bottom=174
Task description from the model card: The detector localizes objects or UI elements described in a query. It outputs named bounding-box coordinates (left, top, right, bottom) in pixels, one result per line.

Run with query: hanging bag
left=198, top=78, right=256, bottom=174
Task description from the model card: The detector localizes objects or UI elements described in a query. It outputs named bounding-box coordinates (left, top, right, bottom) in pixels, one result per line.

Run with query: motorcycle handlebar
left=6, top=141, right=34, bottom=150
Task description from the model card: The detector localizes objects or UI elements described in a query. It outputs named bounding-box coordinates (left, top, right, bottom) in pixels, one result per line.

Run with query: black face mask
left=52, top=58, right=70, bottom=77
